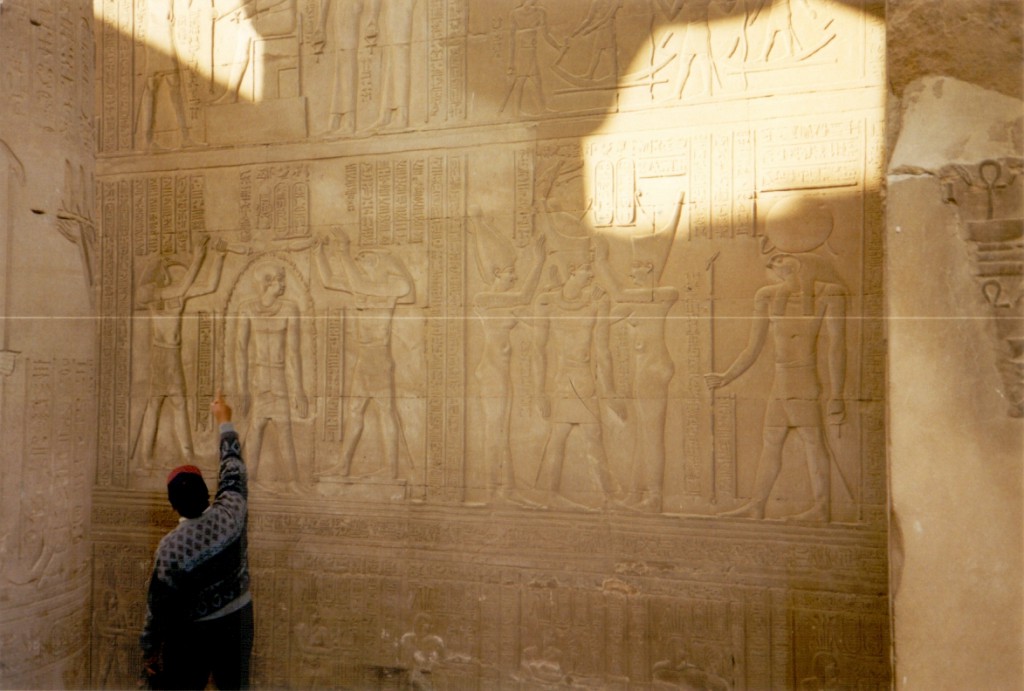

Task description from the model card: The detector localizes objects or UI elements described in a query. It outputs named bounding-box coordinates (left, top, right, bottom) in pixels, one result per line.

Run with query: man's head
left=166, top=465, right=210, bottom=518
left=253, top=261, right=286, bottom=303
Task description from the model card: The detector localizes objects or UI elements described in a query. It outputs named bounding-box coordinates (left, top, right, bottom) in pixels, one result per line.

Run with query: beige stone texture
left=887, top=74, right=1024, bottom=690
left=886, top=0, right=1023, bottom=101
left=0, top=1, right=98, bottom=688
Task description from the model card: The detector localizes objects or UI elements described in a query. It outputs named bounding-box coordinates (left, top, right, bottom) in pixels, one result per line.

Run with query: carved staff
left=0, top=141, right=25, bottom=370
left=705, top=250, right=720, bottom=504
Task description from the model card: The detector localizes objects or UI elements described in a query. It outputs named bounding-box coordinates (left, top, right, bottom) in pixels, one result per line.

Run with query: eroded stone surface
left=888, top=71, right=1024, bottom=688
left=0, top=1, right=98, bottom=688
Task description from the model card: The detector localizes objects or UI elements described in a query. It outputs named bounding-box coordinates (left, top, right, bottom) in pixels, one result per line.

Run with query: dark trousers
left=157, top=601, right=254, bottom=690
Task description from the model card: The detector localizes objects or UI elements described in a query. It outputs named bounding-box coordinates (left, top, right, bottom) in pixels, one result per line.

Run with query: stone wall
left=0, top=1, right=98, bottom=688
left=79, top=0, right=890, bottom=688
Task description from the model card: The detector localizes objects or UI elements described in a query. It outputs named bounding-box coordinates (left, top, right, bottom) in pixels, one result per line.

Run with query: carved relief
left=89, top=0, right=889, bottom=686
left=945, top=158, right=1024, bottom=417
left=314, top=230, right=416, bottom=484
left=230, top=256, right=314, bottom=490
left=132, top=237, right=226, bottom=469
left=706, top=199, right=849, bottom=522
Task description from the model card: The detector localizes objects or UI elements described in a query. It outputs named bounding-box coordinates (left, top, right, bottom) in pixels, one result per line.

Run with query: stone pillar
left=0, top=0, right=99, bottom=688
left=887, top=1, right=1024, bottom=686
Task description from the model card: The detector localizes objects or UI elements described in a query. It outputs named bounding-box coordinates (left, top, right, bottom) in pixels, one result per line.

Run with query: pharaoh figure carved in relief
left=706, top=250, right=846, bottom=521
left=533, top=256, right=625, bottom=510
left=314, top=0, right=372, bottom=134
left=594, top=192, right=684, bottom=512
left=133, top=237, right=226, bottom=469
left=235, top=259, right=309, bottom=490
left=500, top=0, right=560, bottom=116
left=468, top=206, right=546, bottom=502
left=213, top=0, right=298, bottom=104
left=315, top=231, right=416, bottom=480
left=137, top=0, right=194, bottom=149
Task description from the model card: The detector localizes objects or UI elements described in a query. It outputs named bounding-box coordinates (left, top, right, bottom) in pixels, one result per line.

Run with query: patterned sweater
left=140, top=424, right=250, bottom=655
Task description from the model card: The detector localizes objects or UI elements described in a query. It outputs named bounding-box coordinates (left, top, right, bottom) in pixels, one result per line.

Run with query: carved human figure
left=137, top=0, right=194, bottom=149
left=753, top=0, right=817, bottom=62
left=315, top=231, right=416, bottom=479
left=564, top=0, right=621, bottom=80
left=468, top=207, right=546, bottom=501
left=499, top=0, right=561, bottom=116
left=594, top=193, right=684, bottom=512
left=133, top=237, right=226, bottom=468
left=368, top=0, right=417, bottom=129
left=213, top=0, right=298, bottom=104
left=659, top=0, right=721, bottom=97
left=235, top=259, right=309, bottom=490
left=314, top=0, right=371, bottom=134
left=532, top=258, right=625, bottom=510
left=704, top=253, right=846, bottom=521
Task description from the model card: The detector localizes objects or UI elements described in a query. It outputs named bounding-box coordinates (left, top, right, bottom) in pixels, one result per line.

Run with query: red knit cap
left=167, top=465, right=203, bottom=486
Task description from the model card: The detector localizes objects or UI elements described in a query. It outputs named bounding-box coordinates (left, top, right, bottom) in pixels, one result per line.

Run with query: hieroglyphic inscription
left=690, top=133, right=712, bottom=238
left=0, top=1, right=91, bottom=144
left=238, top=164, right=309, bottom=243
left=444, top=154, right=466, bottom=503
left=446, top=0, right=467, bottom=122
left=95, top=180, right=135, bottom=489
left=97, top=182, right=118, bottom=486
left=115, top=180, right=133, bottom=479
left=117, top=0, right=133, bottom=151
left=0, top=3, right=31, bottom=119
left=713, top=393, right=737, bottom=499
left=790, top=596, right=890, bottom=689
left=350, top=155, right=430, bottom=247
left=194, top=311, right=215, bottom=432
left=681, top=289, right=703, bottom=496
left=514, top=148, right=534, bottom=245
left=425, top=156, right=447, bottom=496
left=323, top=309, right=344, bottom=442
left=131, top=174, right=204, bottom=256
left=758, top=119, right=864, bottom=191
left=427, top=0, right=447, bottom=121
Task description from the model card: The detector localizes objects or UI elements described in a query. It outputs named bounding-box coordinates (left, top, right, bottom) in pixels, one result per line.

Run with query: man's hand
left=703, top=372, right=728, bottom=390
left=139, top=652, right=161, bottom=689
left=294, top=393, right=309, bottom=418
left=211, top=392, right=232, bottom=425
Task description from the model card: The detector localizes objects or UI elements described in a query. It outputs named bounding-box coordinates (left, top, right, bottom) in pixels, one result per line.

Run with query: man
left=315, top=230, right=415, bottom=479
left=140, top=393, right=253, bottom=690
left=137, top=0, right=194, bottom=149
left=532, top=258, right=625, bottom=510
left=213, top=0, right=297, bottom=104
left=704, top=252, right=846, bottom=521
left=367, top=0, right=417, bottom=129
left=133, top=236, right=226, bottom=469
left=235, top=259, right=309, bottom=491
left=313, top=0, right=371, bottom=134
